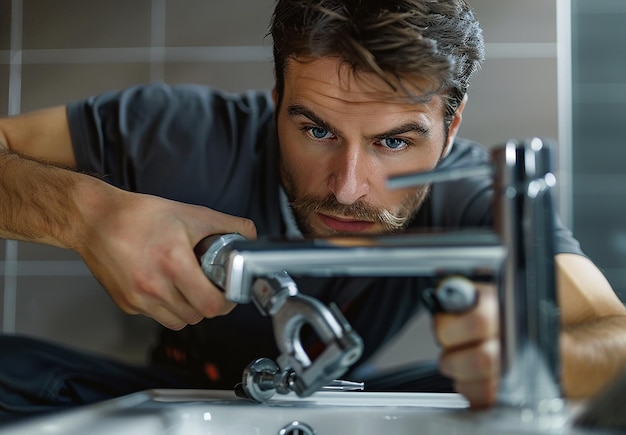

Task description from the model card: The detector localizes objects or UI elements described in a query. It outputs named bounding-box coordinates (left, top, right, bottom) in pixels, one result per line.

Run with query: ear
left=442, top=93, right=468, bottom=156
left=272, top=87, right=278, bottom=107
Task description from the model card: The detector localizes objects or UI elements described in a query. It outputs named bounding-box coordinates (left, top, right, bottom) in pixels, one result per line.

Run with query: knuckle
left=118, top=302, right=140, bottom=315
left=180, top=307, right=204, bottom=325
left=159, top=246, right=187, bottom=276
left=134, top=277, right=160, bottom=299
left=474, top=346, right=496, bottom=374
left=470, top=340, right=500, bottom=378
left=162, top=319, right=187, bottom=331
left=239, top=218, right=257, bottom=239
left=201, top=303, right=221, bottom=319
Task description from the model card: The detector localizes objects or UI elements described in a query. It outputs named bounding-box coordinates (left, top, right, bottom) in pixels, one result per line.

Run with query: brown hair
left=270, top=0, right=484, bottom=126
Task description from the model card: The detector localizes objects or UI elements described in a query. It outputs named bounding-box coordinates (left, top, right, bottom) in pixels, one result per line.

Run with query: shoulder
left=71, top=83, right=273, bottom=120
left=439, top=137, right=491, bottom=168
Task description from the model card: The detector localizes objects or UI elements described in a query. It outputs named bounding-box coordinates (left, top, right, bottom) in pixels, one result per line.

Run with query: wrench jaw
left=274, top=299, right=363, bottom=398
left=244, top=273, right=364, bottom=401
left=197, top=234, right=364, bottom=403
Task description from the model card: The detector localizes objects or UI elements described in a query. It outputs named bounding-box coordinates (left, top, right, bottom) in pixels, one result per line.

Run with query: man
left=0, top=0, right=625, bottom=421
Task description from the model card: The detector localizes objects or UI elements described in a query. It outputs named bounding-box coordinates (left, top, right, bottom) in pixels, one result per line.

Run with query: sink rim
left=1, top=389, right=590, bottom=435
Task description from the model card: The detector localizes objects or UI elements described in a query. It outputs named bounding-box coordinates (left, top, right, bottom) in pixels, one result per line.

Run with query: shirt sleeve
left=66, top=83, right=275, bottom=211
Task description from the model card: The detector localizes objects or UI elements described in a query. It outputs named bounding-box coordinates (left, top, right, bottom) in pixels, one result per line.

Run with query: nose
left=327, top=144, right=370, bottom=205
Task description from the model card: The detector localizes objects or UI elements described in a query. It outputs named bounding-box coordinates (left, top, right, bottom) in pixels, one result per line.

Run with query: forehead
left=281, top=57, right=445, bottom=116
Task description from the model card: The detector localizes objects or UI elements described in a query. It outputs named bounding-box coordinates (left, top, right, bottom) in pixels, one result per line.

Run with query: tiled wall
left=1, top=0, right=276, bottom=363
left=1, top=0, right=573, bottom=369
left=571, top=0, right=626, bottom=301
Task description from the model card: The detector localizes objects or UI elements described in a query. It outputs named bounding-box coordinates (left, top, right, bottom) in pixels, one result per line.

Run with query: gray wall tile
left=15, top=275, right=157, bottom=362
left=573, top=11, right=626, bottom=84
left=17, top=242, right=83, bottom=261
left=0, top=0, right=10, bottom=50
left=572, top=102, right=626, bottom=174
left=165, top=0, right=274, bottom=47
left=164, top=61, right=274, bottom=92
left=22, top=0, right=152, bottom=49
left=21, top=63, right=150, bottom=112
left=573, top=190, right=626, bottom=300
left=471, top=0, right=556, bottom=43
left=571, top=0, right=626, bottom=302
left=0, top=64, right=8, bottom=116
left=574, top=190, right=626, bottom=268
left=460, top=58, right=558, bottom=148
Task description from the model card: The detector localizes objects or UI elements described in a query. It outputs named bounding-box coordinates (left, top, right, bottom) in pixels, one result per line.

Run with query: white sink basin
left=0, top=389, right=596, bottom=434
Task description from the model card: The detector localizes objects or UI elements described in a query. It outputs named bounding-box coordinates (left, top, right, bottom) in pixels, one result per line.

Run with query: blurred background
left=1, top=0, right=625, bottom=372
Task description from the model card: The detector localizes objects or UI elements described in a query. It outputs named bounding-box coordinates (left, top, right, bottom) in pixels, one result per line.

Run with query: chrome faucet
left=389, top=137, right=562, bottom=410
left=196, top=137, right=560, bottom=409
left=492, top=138, right=561, bottom=409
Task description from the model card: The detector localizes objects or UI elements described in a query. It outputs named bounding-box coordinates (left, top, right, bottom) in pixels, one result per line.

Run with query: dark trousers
left=0, top=334, right=199, bottom=425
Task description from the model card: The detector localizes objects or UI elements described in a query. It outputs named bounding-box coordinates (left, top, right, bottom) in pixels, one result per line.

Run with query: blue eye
left=381, top=137, right=408, bottom=150
left=307, top=127, right=334, bottom=140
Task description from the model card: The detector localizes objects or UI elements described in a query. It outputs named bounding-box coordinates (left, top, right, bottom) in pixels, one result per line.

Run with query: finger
left=125, top=278, right=205, bottom=328
left=434, top=282, right=498, bottom=348
left=439, top=337, right=500, bottom=382
left=160, top=286, right=206, bottom=325
left=147, top=304, right=192, bottom=331
left=165, top=245, right=237, bottom=318
left=454, top=378, right=499, bottom=409
left=194, top=208, right=258, bottom=242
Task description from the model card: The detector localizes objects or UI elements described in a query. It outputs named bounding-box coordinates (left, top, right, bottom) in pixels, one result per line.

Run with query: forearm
left=0, top=147, right=97, bottom=249
left=561, top=314, right=626, bottom=398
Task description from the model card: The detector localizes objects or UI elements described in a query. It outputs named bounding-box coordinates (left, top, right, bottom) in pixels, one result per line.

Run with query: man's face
left=274, top=57, right=465, bottom=238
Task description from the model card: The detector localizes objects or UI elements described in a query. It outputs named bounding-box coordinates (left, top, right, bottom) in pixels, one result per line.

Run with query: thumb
left=191, top=206, right=258, bottom=243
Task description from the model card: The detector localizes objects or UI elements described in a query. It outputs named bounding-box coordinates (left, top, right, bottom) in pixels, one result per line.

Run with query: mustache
left=289, top=194, right=413, bottom=232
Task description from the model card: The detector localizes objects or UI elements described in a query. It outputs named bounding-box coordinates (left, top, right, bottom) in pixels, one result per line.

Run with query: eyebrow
left=286, top=103, right=431, bottom=140
left=287, top=104, right=338, bottom=135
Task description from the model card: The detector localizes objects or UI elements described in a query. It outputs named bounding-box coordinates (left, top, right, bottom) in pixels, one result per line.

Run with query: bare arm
left=435, top=253, right=626, bottom=407
left=0, top=106, right=79, bottom=246
left=557, top=253, right=626, bottom=398
left=0, top=107, right=257, bottom=329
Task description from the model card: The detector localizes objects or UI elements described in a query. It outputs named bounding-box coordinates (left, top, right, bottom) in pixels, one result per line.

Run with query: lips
left=317, top=213, right=375, bottom=233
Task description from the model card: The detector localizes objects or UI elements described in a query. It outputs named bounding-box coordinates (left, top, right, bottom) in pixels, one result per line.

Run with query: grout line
left=0, top=42, right=554, bottom=66
left=2, top=244, right=18, bottom=333
left=0, top=46, right=273, bottom=64
left=2, top=0, right=23, bottom=334
left=557, top=0, right=573, bottom=230
left=0, top=261, right=91, bottom=277
left=149, top=0, right=166, bottom=82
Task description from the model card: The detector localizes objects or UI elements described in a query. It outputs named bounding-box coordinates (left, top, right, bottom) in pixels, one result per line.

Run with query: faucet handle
left=421, top=275, right=479, bottom=314
left=387, top=163, right=493, bottom=189
left=195, top=233, right=247, bottom=295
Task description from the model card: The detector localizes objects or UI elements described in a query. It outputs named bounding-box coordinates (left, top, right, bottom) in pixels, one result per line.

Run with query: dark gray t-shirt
left=67, top=83, right=583, bottom=386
